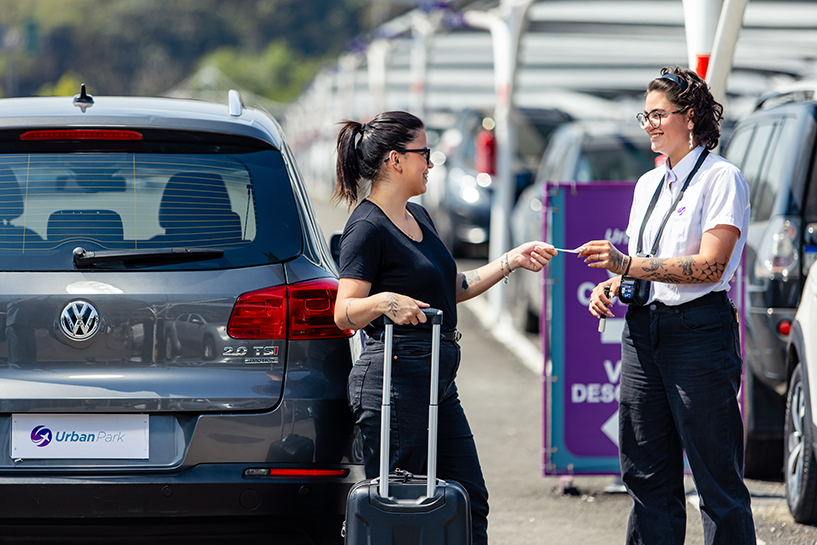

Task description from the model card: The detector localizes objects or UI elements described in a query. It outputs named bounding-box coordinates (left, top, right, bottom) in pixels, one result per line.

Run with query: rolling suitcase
left=343, top=308, right=472, bottom=545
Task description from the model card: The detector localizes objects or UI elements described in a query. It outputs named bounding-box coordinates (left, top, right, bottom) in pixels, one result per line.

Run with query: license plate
left=11, top=414, right=149, bottom=460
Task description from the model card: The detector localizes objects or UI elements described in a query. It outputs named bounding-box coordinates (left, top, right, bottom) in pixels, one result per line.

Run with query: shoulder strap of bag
left=636, top=148, right=710, bottom=255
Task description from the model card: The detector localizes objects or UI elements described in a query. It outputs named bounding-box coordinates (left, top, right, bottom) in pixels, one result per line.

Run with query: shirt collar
left=664, top=146, right=705, bottom=186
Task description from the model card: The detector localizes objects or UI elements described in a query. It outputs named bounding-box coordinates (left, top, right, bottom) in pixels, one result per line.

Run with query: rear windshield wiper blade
left=73, top=246, right=224, bottom=268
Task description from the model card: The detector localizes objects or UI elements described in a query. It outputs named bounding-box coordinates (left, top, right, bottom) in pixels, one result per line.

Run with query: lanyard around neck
left=636, top=148, right=709, bottom=256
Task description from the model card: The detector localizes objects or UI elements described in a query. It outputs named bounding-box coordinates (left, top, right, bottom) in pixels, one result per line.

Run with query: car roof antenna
left=73, top=83, right=94, bottom=112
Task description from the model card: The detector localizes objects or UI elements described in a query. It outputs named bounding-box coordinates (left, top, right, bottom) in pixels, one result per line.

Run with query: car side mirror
left=330, top=232, right=342, bottom=267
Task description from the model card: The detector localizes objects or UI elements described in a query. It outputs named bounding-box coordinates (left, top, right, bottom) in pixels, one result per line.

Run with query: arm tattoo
left=460, top=271, right=481, bottom=291
left=386, top=293, right=399, bottom=317
left=344, top=300, right=357, bottom=328
left=678, top=256, right=696, bottom=277
left=696, top=259, right=727, bottom=283
left=640, top=256, right=728, bottom=284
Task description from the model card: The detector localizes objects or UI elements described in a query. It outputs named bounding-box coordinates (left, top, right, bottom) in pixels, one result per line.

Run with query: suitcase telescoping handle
left=380, top=308, right=443, bottom=499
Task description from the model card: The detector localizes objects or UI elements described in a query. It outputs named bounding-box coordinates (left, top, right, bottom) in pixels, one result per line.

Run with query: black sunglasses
left=383, top=147, right=432, bottom=164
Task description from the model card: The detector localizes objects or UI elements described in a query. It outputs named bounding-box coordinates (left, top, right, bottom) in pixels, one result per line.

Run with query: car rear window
left=0, top=135, right=302, bottom=271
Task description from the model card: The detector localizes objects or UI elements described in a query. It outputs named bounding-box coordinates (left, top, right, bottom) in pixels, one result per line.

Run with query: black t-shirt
left=338, top=200, right=457, bottom=335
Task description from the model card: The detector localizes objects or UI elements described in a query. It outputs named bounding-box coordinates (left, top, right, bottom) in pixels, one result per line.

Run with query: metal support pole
left=464, top=0, right=535, bottom=325
left=707, top=0, right=749, bottom=104
left=367, top=40, right=392, bottom=117
left=409, top=10, right=444, bottom=120
left=682, top=0, right=724, bottom=77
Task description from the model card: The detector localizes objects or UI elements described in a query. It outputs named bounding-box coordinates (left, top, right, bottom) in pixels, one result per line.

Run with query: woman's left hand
left=578, top=240, right=628, bottom=275
left=509, top=242, right=558, bottom=272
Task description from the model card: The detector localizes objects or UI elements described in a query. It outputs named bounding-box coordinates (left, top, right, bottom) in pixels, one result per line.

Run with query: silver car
left=0, top=87, right=360, bottom=543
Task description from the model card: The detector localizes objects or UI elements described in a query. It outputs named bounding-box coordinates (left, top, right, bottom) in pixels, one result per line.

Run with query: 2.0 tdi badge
left=59, top=300, right=100, bottom=341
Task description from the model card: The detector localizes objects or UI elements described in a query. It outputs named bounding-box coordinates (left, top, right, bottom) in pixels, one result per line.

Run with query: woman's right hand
left=588, top=277, right=620, bottom=319
left=378, top=292, right=430, bottom=326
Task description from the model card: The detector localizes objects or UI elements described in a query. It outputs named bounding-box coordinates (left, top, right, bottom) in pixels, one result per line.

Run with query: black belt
left=647, top=290, right=728, bottom=310
left=370, top=329, right=462, bottom=343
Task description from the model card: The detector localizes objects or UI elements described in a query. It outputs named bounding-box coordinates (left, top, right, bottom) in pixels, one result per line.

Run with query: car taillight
left=227, top=279, right=352, bottom=340
left=778, top=320, right=792, bottom=336
left=755, top=216, right=800, bottom=281
left=289, top=279, right=353, bottom=339
left=227, top=286, right=287, bottom=339
left=20, top=129, right=143, bottom=141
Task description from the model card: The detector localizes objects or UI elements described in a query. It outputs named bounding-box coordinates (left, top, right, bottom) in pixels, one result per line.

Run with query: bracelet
left=623, top=255, right=631, bottom=276
left=501, top=252, right=513, bottom=285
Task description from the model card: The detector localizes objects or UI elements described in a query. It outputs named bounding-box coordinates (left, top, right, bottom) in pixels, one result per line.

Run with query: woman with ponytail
left=333, top=111, right=556, bottom=544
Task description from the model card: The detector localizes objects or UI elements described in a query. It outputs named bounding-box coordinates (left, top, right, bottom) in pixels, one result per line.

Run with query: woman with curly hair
left=579, top=67, right=757, bottom=543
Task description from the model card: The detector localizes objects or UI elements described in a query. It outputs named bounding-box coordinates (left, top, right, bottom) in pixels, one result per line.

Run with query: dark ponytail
left=334, top=111, right=424, bottom=206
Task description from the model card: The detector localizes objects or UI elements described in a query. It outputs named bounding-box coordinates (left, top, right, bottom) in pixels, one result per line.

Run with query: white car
left=784, top=249, right=817, bottom=522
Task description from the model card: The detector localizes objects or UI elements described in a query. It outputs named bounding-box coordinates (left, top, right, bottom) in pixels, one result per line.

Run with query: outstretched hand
left=510, top=241, right=558, bottom=272
left=578, top=240, right=628, bottom=275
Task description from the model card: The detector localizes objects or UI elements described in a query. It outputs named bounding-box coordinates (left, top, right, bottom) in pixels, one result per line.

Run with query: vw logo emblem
left=60, top=300, right=100, bottom=341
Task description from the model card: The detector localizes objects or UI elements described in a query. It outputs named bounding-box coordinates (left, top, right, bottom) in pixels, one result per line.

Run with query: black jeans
left=619, top=291, right=755, bottom=544
left=348, top=337, right=489, bottom=545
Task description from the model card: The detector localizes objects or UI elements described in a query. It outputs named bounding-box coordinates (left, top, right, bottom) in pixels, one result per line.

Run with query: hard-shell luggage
left=343, top=308, right=472, bottom=545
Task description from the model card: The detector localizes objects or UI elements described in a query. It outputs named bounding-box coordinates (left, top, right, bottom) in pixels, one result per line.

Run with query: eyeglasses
left=383, top=147, right=432, bottom=164
left=636, top=109, right=682, bottom=129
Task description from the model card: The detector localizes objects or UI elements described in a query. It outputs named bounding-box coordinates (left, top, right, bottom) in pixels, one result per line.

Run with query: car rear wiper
left=73, top=246, right=224, bottom=268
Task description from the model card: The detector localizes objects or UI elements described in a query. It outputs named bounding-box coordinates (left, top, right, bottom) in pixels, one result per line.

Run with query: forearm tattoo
left=640, top=256, right=728, bottom=284
left=344, top=300, right=357, bottom=327
left=459, top=271, right=481, bottom=291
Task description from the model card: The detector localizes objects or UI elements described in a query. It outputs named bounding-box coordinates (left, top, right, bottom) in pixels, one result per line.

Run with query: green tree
left=36, top=72, right=83, bottom=97
left=202, top=41, right=322, bottom=103
left=0, top=0, right=369, bottom=99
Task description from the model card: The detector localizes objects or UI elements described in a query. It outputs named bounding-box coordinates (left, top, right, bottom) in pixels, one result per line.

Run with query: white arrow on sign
left=601, top=410, right=619, bottom=447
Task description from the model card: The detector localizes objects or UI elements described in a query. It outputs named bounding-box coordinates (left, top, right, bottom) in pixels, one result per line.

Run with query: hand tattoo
left=386, top=293, right=399, bottom=317
left=609, top=250, right=625, bottom=275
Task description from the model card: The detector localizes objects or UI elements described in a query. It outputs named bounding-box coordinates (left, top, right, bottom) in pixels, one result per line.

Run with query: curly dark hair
left=646, top=66, right=723, bottom=150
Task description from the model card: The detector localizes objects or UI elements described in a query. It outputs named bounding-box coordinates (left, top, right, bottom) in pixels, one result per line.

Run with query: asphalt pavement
left=308, top=189, right=816, bottom=544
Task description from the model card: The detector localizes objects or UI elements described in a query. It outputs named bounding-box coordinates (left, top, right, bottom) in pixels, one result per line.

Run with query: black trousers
left=619, top=291, right=756, bottom=545
left=348, top=337, right=489, bottom=545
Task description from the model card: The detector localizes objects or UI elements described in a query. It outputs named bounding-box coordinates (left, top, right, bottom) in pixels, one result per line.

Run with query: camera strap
left=636, top=148, right=709, bottom=255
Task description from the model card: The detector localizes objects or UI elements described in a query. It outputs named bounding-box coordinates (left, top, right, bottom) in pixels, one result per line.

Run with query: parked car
left=424, top=107, right=572, bottom=256
left=163, top=311, right=230, bottom=361
left=0, top=86, right=359, bottom=543
left=508, top=120, right=659, bottom=332
left=721, top=82, right=817, bottom=478
left=784, top=259, right=817, bottom=523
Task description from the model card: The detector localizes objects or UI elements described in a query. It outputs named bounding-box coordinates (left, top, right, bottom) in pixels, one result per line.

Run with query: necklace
left=368, top=198, right=417, bottom=241
left=405, top=211, right=416, bottom=240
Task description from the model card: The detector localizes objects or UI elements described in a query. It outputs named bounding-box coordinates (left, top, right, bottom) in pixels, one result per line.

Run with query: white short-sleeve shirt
left=625, top=146, right=750, bottom=306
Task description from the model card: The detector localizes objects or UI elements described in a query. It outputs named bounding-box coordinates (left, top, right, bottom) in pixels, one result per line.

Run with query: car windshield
left=0, top=147, right=301, bottom=271
left=575, top=134, right=657, bottom=182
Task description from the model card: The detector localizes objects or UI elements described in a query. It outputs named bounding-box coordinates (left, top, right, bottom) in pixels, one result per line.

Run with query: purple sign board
left=542, top=182, right=634, bottom=474
left=542, top=181, right=745, bottom=475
